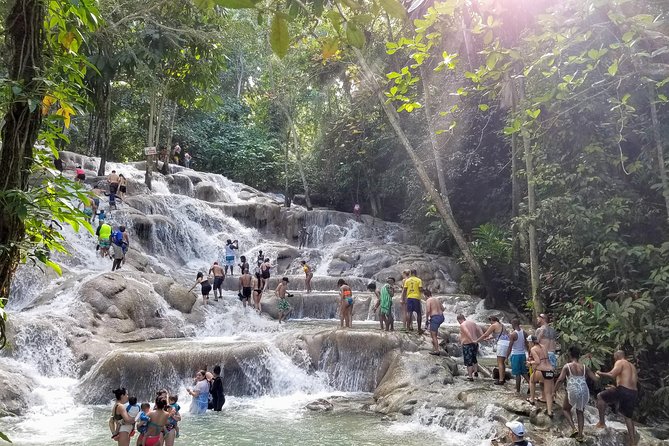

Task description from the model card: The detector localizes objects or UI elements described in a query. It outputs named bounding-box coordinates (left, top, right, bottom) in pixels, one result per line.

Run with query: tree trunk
left=518, top=79, right=542, bottom=316
left=648, top=84, right=669, bottom=224
left=352, top=48, right=490, bottom=301
left=0, top=0, right=45, bottom=349
left=145, top=90, right=157, bottom=189
left=162, top=101, right=177, bottom=175
left=510, top=77, right=521, bottom=282
left=93, top=78, right=112, bottom=177
left=419, top=65, right=448, bottom=198
left=236, top=52, right=245, bottom=99
left=280, top=105, right=313, bottom=210
left=284, top=128, right=290, bottom=207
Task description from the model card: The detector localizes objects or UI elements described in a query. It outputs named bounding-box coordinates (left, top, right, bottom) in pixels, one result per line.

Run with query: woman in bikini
left=252, top=273, right=263, bottom=313
left=189, top=271, right=212, bottom=306
left=301, top=260, right=313, bottom=293
left=527, top=334, right=556, bottom=417
left=110, top=388, right=137, bottom=446
left=337, top=279, right=353, bottom=328
left=476, top=316, right=510, bottom=385
left=144, top=397, right=170, bottom=446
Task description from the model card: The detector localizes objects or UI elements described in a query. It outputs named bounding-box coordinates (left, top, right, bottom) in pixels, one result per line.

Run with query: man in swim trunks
left=209, top=261, right=225, bottom=301
left=425, top=290, right=444, bottom=355
left=536, top=313, right=558, bottom=369
left=238, top=268, right=253, bottom=308
left=596, top=350, right=638, bottom=445
left=457, top=314, right=483, bottom=380
left=275, top=277, right=292, bottom=323
left=107, top=170, right=119, bottom=195
left=239, top=255, right=249, bottom=276
left=224, top=239, right=238, bottom=275
left=402, top=269, right=423, bottom=333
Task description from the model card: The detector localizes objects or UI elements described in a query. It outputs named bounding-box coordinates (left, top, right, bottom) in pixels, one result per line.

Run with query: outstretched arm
left=597, top=361, right=623, bottom=379
left=554, top=365, right=568, bottom=392
left=475, top=325, right=495, bottom=343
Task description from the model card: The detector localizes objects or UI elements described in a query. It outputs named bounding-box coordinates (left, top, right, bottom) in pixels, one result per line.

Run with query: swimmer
left=239, top=268, right=253, bottom=308
left=189, top=271, right=212, bottom=305
left=110, top=388, right=137, bottom=446
left=337, top=278, right=353, bottom=328
left=275, top=277, right=292, bottom=323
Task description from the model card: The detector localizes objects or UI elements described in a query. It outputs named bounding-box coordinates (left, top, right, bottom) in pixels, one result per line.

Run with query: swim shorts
left=77, top=173, right=85, bottom=181
left=213, top=276, right=224, bottom=290
left=599, top=385, right=638, bottom=418
left=429, top=314, right=445, bottom=332
left=119, top=185, right=127, bottom=194
left=496, top=339, right=510, bottom=358
left=541, top=370, right=555, bottom=380
left=109, top=183, right=119, bottom=194
left=463, top=343, right=478, bottom=366
left=99, top=239, right=110, bottom=248
left=278, top=298, right=290, bottom=311
left=242, top=287, right=252, bottom=299
left=225, top=256, right=235, bottom=266
left=510, top=353, right=528, bottom=376
left=201, top=283, right=212, bottom=296
left=406, top=298, right=422, bottom=315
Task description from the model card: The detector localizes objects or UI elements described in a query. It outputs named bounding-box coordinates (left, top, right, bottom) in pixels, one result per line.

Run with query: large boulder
left=195, top=182, right=230, bottom=203
left=0, top=362, right=36, bottom=416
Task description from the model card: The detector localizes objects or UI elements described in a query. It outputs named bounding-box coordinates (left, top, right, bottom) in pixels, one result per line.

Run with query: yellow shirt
left=403, top=276, right=422, bottom=299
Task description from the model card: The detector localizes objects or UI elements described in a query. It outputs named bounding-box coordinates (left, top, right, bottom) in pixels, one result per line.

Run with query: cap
left=282, top=277, right=290, bottom=282
left=527, top=334, right=538, bottom=343
left=538, top=313, right=547, bottom=320
left=505, top=420, right=525, bottom=437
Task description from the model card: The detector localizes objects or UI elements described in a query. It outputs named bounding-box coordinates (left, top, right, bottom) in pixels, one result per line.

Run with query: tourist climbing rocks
left=118, top=174, right=127, bottom=199
left=107, top=170, right=120, bottom=195
left=209, top=261, right=225, bottom=301
left=172, top=142, right=182, bottom=165
left=75, top=165, right=85, bottom=183
left=353, top=203, right=361, bottom=220
left=239, top=268, right=253, bottom=308
left=81, top=196, right=97, bottom=223
left=112, top=225, right=129, bottom=255
left=476, top=316, right=510, bottom=385
left=224, top=239, right=238, bottom=275
left=457, top=314, right=483, bottom=381
left=184, top=152, right=192, bottom=168
left=535, top=313, right=558, bottom=369
left=239, top=255, right=249, bottom=276
left=596, top=350, right=638, bottom=446
left=506, top=319, right=530, bottom=394
left=97, top=222, right=112, bottom=258
left=402, top=269, right=423, bottom=333
left=554, top=345, right=598, bottom=442
left=252, top=271, right=263, bottom=313
left=257, top=250, right=264, bottom=264
left=275, top=277, right=292, bottom=323
left=111, top=242, right=124, bottom=271
left=189, top=272, right=212, bottom=305
left=371, top=277, right=395, bottom=331
left=187, top=370, right=210, bottom=415
left=97, top=208, right=106, bottom=225
left=210, top=365, right=225, bottom=411
left=301, top=260, right=313, bottom=293
left=527, top=334, right=555, bottom=417
left=261, top=257, right=271, bottom=291
left=400, top=270, right=409, bottom=330
left=109, top=388, right=137, bottom=446
left=298, top=226, right=308, bottom=249
left=425, top=290, right=444, bottom=355
left=337, top=278, right=353, bottom=328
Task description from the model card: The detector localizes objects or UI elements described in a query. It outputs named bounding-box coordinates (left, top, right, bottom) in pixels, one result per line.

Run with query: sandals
left=525, top=398, right=535, bottom=405
left=494, top=380, right=506, bottom=385
left=428, top=351, right=440, bottom=356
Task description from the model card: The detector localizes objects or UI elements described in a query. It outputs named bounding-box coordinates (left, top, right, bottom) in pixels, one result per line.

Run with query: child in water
left=166, top=395, right=181, bottom=439
left=136, top=403, right=151, bottom=446
left=126, top=396, right=140, bottom=437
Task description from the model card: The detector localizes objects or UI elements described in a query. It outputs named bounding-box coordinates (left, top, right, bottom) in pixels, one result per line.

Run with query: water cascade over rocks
left=0, top=152, right=663, bottom=445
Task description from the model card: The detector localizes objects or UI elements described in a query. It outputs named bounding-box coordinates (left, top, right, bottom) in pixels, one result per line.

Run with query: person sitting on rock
left=425, top=289, right=445, bottom=355
left=275, top=277, right=293, bottom=323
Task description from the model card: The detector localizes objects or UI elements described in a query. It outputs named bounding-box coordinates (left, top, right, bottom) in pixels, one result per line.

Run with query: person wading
left=337, top=278, right=353, bottom=328
left=209, top=261, right=225, bottom=301
left=425, top=290, right=445, bottom=355
left=301, top=260, right=313, bottom=293
left=476, top=316, right=510, bottom=385
left=457, top=314, right=483, bottom=381
left=238, top=268, right=253, bottom=308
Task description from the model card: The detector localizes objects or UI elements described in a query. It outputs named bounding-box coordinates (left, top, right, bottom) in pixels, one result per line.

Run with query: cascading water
left=0, top=152, right=498, bottom=446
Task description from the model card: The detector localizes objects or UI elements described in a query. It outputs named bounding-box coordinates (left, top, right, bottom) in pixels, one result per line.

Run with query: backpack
left=112, top=230, right=124, bottom=246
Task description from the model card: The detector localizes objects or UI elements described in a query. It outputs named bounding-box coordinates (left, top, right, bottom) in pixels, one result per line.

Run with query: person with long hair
left=337, top=278, right=353, bottom=328
left=144, top=397, right=170, bottom=446
left=476, top=316, right=510, bottom=385
left=187, top=370, right=210, bottom=414
left=109, top=388, right=137, bottom=446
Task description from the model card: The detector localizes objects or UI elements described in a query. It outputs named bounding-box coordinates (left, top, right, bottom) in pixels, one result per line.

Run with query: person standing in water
left=239, top=268, right=253, bottom=308
left=187, top=370, right=210, bottom=415
left=97, top=222, right=112, bottom=258
left=118, top=174, right=127, bottom=199
left=402, top=269, right=423, bottom=333
left=527, top=334, right=556, bottom=417
left=275, top=277, right=292, bottom=323
left=75, top=165, right=85, bottom=183
left=111, top=241, right=125, bottom=271
left=457, top=314, right=483, bottom=381
left=337, top=278, right=353, bottom=328
left=252, top=272, right=264, bottom=313
left=506, top=319, right=530, bottom=394
left=189, top=272, right=212, bottom=305
left=554, top=345, right=599, bottom=442
left=109, top=388, right=137, bottom=446
left=301, top=260, right=313, bottom=293
left=261, top=257, right=272, bottom=291
left=144, top=398, right=170, bottom=446
left=210, top=365, right=225, bottom=411
left=298, top=226, right=308, bottom=249
left=239, top=255, right=249, bottom=276
left=224, top=239, right=239, bottom=276
left=353, top=203, right=361, bottom=221
left=107, top=170, right=119, bottom=195
left=399, top=270, right=410, bottom=331
left=596, top=350, right=638, bottom=446
left=209, top=261, right=225, bottom=301
left=425, top=290, right=445, bottom=355
left=476, top=316, right=510, bottom=385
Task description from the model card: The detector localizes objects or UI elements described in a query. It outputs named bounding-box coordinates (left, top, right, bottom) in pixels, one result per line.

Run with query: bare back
left=460, top=320, right=481, bottom=344
left=210, top=264, right=224, bottom=277
left=426, top=297, right=442, bottom=317
left=275, top=283, right=287, bottom=298
left=615, top=359, right=638, bottom=390
left=239, top=273, right=252, bottom=287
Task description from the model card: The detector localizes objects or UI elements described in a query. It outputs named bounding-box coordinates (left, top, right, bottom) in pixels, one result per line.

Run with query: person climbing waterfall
left=238, top=268, right=253, bottom=308
left=75, top=165, right=85, bottom=183
left=298, top=226, right=308, bottom=249
left=261, top=258, right=272, bottom=291
left=80, top=196, right=96, bottom=223
left=535, top=313, right=559, bottom=370
left=301, top=260, right=313, bottom=293
left=506, top=319, right=531, bottom=394
left=457, top=314, right=483, bottom=381
left=554, top=346, right=599, bottom=442
left=337, top=278, right=353, bottom=328
left=112, top=226, right=129, bottom=257
left=224, top=239, right=239, bottom=276
left=189, top=272, right=212, bottom=306
left=111, top=241, right=125, bottom=271
left=209, top=261, right=225, bottom=301
left=107, top=169, right=120, bottom=195
left=210, top=365, right=225, bottom=411
left=527, top=334, right=556, bottom=417
left=252, top=272, right=264, bottom=313
left=400, top=270, right=410, bottom=331
left=97, top=222, right=112, bottom=258
left=371, top=277, right=395, bottom=331
left=239, top=255, right=249, bottom=276
left=118, top=174, right=128, bottom=199
left=402, top=269, right=423, bottom=333
left=275, top=277, right=293, bottom=323
left=109, top=388, right=136, bottom=446
left=187, top=370, right=210, bottom=415
left=425, top=290, right=445, bottom=355
left=476, top=316, right=510, bottom=385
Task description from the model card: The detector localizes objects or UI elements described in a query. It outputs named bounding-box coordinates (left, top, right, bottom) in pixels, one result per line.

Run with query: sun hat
left=505, top=420, right=525, bottom=437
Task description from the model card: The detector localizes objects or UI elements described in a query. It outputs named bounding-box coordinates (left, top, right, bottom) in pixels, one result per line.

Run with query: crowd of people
left=110, top=368, right=225, bottom=446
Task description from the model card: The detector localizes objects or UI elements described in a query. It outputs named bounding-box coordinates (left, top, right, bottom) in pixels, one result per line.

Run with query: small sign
left=144, top=146, right=156, bottom=155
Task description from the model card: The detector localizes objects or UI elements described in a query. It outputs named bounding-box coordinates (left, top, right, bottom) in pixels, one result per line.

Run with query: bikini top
left=113, top=404, right=123, bottom=421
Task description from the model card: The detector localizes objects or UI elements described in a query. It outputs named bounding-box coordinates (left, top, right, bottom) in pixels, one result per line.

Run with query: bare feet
left=595, top=422, right=606, bottom=429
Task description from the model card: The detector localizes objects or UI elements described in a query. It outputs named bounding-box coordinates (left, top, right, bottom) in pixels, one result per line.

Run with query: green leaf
left=478, top=104, right=489, bottom=111
left=345, top=22, right=365, bottom=49
left=45, top=259, right=62, bottom=276
left=215, top=0, right=256, bottom=8
left=608, top=60, right=618, bottom=76
left=622, top=31, right=635, bottom=43
left=378, top=0, right=406, bottom=20
left=526, top=108, right=541, bottom=119
left=0, top=430, right=11, bottom=442
left=270, top=14, right=289, bottom=58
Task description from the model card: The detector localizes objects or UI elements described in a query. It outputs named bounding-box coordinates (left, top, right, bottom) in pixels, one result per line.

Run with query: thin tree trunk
left=420, top=65, right=448, bottom=198
left=352, top=48, right=489, bottom=301
left=280, top=105, right=313, bottom=210
left=284, top=128, right=290, bottom=207
left=146, top=90, right=157, bottom=189
left=518, top=79, right=542, bottom=316
left=94, top=79, right=112, bottom=177
left=162, top=101, right=177, bottom=174
left=510, top=78, right=521, bottom=281
left=236, top=52, right=245, bottom=99
left=648, top=84, right=669, bottom=224
left=0, top=0, right=45, bottom=349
